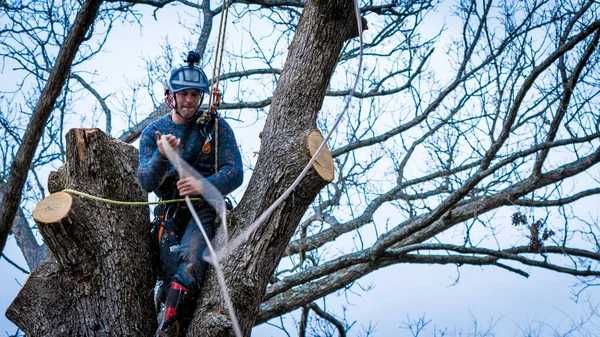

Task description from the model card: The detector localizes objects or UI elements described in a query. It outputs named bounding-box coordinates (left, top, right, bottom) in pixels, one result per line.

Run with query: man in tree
left=137, top=51, right=244, bottom=336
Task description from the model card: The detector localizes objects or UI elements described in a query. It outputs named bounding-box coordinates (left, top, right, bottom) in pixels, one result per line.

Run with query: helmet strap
left=164, top=89, right=176, bottom=110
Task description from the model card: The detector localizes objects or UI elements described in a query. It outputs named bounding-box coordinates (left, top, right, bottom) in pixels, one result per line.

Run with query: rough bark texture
left=186, top=2, right=358, bottom=336
left=6, top=129, right=156, bottom=337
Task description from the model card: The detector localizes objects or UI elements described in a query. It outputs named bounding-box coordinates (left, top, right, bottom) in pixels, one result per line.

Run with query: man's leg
left=174, top=207, right=216, bottom=289
left=160, top=207, right=216, bottom=333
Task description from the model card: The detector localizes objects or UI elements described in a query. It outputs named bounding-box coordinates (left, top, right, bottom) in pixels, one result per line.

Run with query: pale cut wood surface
left=32, top=192, right=73, bottom=224
left=306, top=129, right=335, bottom=182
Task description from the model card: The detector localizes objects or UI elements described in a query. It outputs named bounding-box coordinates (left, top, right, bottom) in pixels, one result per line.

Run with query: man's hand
left=177, top=176, right=203, bottom=197
left=156, top=133, right=180, bottom=157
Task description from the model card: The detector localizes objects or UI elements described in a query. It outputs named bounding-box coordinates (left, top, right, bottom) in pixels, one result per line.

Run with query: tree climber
left=137, top=51, right=243, bottom=336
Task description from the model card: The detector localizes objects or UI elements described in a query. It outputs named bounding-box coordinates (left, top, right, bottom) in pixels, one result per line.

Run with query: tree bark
left=11, top=206, right=48, bottom=270
left=6, top=129, right=156, bottom=337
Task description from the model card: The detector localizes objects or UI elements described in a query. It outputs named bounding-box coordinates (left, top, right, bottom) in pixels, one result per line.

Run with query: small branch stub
left=306, top=129, right=335, bottom=182
left=32, top=191, right=73, bottom=224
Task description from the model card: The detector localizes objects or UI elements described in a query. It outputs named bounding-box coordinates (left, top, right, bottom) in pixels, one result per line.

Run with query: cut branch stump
left=306, top=129, right=335, bottom=182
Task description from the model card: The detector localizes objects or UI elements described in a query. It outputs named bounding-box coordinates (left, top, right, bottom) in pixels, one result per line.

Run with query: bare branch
left=0, top=0, right=104, bottom=255
left=1, top=253, right=29, bottom=274
left=514, top=188, right=600, bottom=207
left=288, top=132, right=600, bottom=256
left=308, top=303, right=346, bottom=337
left=71, top=73, right=113, bottom=135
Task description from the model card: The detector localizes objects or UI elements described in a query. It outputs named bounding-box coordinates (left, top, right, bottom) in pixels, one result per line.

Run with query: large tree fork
left=6, top=122, right=336, bottom=337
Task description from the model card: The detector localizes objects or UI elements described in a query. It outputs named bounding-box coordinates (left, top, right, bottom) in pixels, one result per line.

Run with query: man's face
left=175, top=89, right=203, bottom=119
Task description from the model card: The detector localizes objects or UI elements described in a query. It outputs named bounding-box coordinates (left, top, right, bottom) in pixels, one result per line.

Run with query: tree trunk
left=6, top=129, right=157, bottom=337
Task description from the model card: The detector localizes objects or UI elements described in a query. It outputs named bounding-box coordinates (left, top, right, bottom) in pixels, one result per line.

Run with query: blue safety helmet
left=168, top=51, right=209, bottom=94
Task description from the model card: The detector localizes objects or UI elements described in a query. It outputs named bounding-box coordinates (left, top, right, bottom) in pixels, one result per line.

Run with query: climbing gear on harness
left=157, top=219, right=183, bottom=277
left=202, top=139, right=212, bottom=154
left=194, top=109, right=215, bottom=126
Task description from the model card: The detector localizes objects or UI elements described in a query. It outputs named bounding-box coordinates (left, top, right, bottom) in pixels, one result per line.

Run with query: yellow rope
left=62, top=188, right=200, bottom=206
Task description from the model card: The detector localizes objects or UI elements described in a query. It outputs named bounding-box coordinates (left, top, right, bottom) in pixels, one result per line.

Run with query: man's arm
left=137, top=126, right=170, bottom=192
left=206, top=119, right=244, bottom=195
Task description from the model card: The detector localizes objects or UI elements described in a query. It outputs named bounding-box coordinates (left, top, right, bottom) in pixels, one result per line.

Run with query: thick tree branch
left=259, top=243, right=599, bottom=322
left=218, top=68, right=282, bottom=81
left=117, top=98, right=271, bottom=144
left=107, top=0, right=201, bottom=9
left=228, top=0, right=304, bottom=10
left=0, top=0, right=104, bottom=255
left=11, top=208, right=48, bottom=270
left=0, top=183, right=47, bottom=270
left=117, top=103, right=170, bottom=143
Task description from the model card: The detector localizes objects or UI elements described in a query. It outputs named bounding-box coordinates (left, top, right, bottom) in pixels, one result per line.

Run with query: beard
left=176, top=106, right=197, bottom=120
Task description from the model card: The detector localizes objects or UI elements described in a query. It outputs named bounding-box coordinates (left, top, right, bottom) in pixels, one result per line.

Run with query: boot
left=156, top=280, right=189, bottom=337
